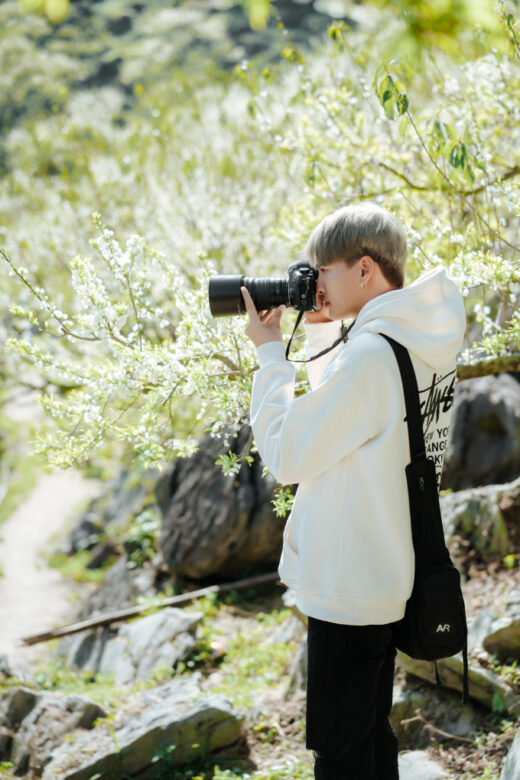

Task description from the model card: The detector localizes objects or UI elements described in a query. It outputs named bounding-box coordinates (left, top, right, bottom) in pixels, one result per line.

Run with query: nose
left=317, top=270, right=326, bottom=295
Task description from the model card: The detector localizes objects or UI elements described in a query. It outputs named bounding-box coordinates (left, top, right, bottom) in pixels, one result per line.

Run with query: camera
left=208, top=260, right=318, bottom=317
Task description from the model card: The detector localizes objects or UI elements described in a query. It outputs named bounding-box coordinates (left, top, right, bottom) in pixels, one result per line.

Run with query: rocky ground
left=1, top=374, right=520, bottom=777
left=2, top=577, right=520, bottom=779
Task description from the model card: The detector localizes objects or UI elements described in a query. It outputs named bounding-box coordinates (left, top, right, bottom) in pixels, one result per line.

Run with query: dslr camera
left=208, top=260, right=318, bottom=317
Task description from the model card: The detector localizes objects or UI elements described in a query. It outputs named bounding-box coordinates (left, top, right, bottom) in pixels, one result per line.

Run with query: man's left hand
left=241, top=286, right=285, bottom=347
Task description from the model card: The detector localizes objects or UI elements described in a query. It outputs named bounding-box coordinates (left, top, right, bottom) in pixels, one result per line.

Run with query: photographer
left=241, top=203, right=466, bottom=780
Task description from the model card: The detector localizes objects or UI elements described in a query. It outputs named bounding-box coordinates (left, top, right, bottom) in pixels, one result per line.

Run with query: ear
left=359, top=255, right=376, bottom=282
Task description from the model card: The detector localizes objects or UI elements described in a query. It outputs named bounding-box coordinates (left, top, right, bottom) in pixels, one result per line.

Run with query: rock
left=467, top=610, right=496, bottom=653
left=440, top=482, right=509, bottom=560
left=0, top=687, right=105, bottom=776
left=391, top=683, right=478, bottom=751
left=74, top=555, right=156, bottom=621
left=0, top=686, right=41, bottom=759
left=58, top=607, right=202, bottom=683
left=43, top=675, right=243, bottom=779
left=86, top=539, right=119, bottom=569
left=390, top=687, right=430, bottom=747
left=398, top=750, right=450, bottom=779
left=396, top=652, right=520, bottom=715
left=159, top=426, right=282, bottom=579
left=501, top=728, right=520, bottom=779
left=58, top=469, right=157, bottom=557
left=0, top=654, right=30, bottom=682
left=483, top=588, right=520, bottom=662
left=442, top=374, right=520, bottom=490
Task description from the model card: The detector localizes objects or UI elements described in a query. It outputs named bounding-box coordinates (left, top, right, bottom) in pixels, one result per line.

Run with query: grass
left=48, top=548, right=115, bottom=583
left=0, top=412, right=42, bottom=527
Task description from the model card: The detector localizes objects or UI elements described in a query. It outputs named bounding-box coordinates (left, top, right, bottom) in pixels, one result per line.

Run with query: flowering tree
left=1, top=5, right=519, bottom=476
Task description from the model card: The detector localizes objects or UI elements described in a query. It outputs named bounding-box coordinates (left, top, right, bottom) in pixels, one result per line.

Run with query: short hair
left=305, top=203, right=407, bottom=288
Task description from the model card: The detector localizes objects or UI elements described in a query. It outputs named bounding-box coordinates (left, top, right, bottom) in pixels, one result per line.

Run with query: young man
left=241, top=203, right=466, bottom=780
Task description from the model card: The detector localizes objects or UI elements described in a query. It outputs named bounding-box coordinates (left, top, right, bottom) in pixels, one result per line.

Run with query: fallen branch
left=21, top=571, right=280, bottom=646
left=400, top=708, right=473, bottom=743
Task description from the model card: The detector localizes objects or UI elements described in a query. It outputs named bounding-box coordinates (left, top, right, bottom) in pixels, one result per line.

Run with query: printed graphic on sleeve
left=419, top=370, right=456, bottom=487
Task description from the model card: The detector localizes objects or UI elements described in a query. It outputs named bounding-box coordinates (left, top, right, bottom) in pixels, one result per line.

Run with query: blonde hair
left=305, top=203, right=407, bottom=287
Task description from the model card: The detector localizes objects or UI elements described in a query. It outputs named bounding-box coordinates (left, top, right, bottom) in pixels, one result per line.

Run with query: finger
left=241, top=287, right=258, bottom=319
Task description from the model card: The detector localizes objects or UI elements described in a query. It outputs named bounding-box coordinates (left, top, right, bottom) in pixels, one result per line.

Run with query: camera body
left=208, top=260, right=318, bottom=317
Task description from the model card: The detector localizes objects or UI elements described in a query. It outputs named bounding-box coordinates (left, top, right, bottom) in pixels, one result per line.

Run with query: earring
left=360, top=282, right=364, bottom=288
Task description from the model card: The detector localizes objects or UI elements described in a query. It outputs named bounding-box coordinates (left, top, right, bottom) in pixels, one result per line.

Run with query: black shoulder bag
left=382, top=334, right=469, bottom=704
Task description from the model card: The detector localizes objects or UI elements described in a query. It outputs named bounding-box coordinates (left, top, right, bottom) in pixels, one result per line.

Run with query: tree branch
left=378, top=162, right=430, bottom=191
left=457, top=353, right=520, bottom=380
left=463, top=165, right=520, bottom=196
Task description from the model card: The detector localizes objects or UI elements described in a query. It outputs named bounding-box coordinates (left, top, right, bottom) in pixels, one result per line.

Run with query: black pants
left=306, top=617, right=399, bottom=780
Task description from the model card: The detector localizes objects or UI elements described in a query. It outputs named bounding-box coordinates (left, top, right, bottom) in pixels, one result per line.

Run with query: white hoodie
left=250, top=267, right=466, bottom=626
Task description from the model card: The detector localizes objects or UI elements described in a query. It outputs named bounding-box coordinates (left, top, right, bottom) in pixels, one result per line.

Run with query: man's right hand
left=304, top=296, right=334, bottom=324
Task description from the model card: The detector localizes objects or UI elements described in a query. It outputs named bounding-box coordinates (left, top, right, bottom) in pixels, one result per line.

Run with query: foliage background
left=1, top=0, right=520, bottom=476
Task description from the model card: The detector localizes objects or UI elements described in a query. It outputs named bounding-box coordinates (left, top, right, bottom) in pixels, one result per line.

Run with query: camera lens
left=208, top=275, right=289, bottom=317
left=208, top=275, right=246, bottom=316
left=244, top=277, right=288, bottom=312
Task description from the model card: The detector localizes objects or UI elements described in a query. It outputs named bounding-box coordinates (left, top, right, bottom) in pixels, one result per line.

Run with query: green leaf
left=448, top=141, right=468, bottom=169
left=396, top=93, right=409, bottom=115
left=374, top=73, right=408, bottom=121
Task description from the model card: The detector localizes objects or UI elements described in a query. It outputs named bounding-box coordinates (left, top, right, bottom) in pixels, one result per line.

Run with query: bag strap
left=382, top=333, right=470, bottom=706
left=379, top=334, right=425, bottom=460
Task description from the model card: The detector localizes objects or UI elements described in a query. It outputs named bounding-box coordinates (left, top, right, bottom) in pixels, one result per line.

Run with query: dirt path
left=0, top=469, right=100, bottom=669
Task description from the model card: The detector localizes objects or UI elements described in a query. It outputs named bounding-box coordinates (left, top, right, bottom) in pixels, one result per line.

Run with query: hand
left=304, top=295, right=334, bottom=324
left=241, top=286, right=285, bottom=347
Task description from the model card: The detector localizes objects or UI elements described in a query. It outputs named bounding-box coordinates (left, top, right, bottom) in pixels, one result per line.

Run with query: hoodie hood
left=349, top=267, right=466, bottom=369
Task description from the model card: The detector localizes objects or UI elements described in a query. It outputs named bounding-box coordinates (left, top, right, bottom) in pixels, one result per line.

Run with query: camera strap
left=284, top=310, right=356, bottom=363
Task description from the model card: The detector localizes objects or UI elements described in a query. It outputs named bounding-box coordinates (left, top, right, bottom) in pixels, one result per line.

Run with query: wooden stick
left=21, top=571, right=280, bottom=646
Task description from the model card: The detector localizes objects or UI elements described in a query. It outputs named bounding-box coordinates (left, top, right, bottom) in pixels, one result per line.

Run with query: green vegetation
left=204, top=608, right=294, bottom=709
left=48, top=548, right=114, bottom=583
left=0, top=411, right=42, bottom=526
left=2, top=2, right=520, bottom=483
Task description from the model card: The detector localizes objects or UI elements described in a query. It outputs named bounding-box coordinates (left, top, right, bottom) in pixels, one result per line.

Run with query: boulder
left=0, top=686, right=105, bottom=776
left=58, top=607, right=202, bottom=683
left=501, top=728, right=520, bottom=780
left=159, top=426, right=282, bottom=579
left=442, top=374, right=520, bottom=490
left=398, top=750, right=450, bottom=779
left=482, top=588, right=520, bottom=662
left=396, top=652, right=520, bottom=715
left=440, top=482, right=509, bottom=561
left=43, top=675, right=243, bottom=779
